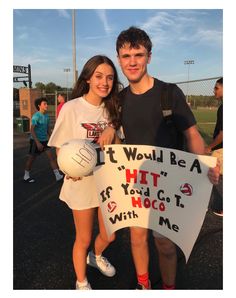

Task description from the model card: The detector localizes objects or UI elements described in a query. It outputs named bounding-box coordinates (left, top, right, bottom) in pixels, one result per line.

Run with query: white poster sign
left=93, top=144, right=216, bottom=261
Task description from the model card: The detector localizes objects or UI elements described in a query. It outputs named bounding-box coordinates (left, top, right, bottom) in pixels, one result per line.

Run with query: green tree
left=45, top=82, right=58, bottom=93
left=35, top=82, right=45, bottom=92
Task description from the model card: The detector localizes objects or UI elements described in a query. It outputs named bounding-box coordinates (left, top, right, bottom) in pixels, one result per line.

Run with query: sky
left=13, top=9, right=223, bottom=89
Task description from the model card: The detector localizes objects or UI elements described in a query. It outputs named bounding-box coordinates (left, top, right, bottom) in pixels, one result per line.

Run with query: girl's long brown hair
left=71, top=55, right=122, bottom=129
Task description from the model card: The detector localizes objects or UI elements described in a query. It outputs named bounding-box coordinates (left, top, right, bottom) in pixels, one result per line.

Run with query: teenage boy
left=23, top=97, right=63, bottom=183
left=111, top=26, right=219, bottom=289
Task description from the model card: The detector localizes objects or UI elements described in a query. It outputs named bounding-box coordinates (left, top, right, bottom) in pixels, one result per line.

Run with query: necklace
left=83, top=94, right=102, bottom=107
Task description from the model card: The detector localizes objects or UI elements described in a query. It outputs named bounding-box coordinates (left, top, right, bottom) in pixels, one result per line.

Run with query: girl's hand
left=97, top=126, right=116, bottom=149
left=65, top=175, right=83, bottom=182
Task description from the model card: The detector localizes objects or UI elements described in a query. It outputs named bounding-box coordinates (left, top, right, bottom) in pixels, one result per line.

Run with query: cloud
left=14, top=54, right=48, bottom=65
left=140, top=11, right=177, bottom=48
left=57, top=9, right=71, bottom=19
left=140, top=10, right=222, bottom=49
left=18, top=33, right=28, bottom=40
left=194, top=29, right=223, bottom=45
left=84, top=34, right=115, bottom=40
left=14, top=10, right=23, bottom=16
left=96, top=9, right=112, bottom=35
left=142, top=11, right=175, bottom=31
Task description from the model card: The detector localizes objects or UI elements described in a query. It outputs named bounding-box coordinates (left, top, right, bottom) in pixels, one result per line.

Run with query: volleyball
left=57, top=139, right=97, bottom=178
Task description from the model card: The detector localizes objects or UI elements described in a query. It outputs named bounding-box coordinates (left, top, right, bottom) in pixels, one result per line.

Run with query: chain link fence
left=45, top=76, right=221, bottom=123
left=14, top=77, right=222, bottom=142
left=44, top=90, right=72, bottom=129
left=175, top=76, right=222, bottom=144
left=175, top=77, right=221, bottom=109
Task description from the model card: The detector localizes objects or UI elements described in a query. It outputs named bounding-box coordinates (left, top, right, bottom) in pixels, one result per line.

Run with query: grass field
left=192, top=108, right=217, bottom=145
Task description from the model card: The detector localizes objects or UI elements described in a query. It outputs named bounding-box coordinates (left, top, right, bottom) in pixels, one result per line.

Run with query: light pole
left=72, top=10, right=78, bottom=86
left=63, top=68, right=70, bottom=100
left=184, top=60, right=194, bottom=103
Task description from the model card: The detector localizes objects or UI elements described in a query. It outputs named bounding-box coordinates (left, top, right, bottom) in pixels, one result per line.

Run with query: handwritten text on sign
left=93, top=145, right=216, bottom=261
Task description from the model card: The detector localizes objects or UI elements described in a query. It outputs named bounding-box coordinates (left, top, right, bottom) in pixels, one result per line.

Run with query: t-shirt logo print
left=82, top=121, right=107, bottom=143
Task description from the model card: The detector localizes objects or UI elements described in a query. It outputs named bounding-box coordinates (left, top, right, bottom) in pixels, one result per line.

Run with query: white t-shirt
left=48, top=96, right=110, bottom=210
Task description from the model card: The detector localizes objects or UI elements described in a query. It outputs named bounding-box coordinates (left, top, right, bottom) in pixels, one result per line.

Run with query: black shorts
left=29, top=139, right=50, bottom=156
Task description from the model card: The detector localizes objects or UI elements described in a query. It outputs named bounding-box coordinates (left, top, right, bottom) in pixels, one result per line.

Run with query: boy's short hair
left=34, top=97, right=47, bottom=110
left=116, top=26, right=152, bottom=54
left=58, top=93, right=65, bottom=98
left=216, top=77, right=223, bottom=85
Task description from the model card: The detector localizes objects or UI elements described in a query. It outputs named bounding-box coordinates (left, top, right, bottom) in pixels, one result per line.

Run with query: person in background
left=56, top=93, right=66, bottom=118
left=23, top=97, right=63, bottom=183
left=205, top=77, right=223, bottom=216
left=48, top=55, right=121, bottom=290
